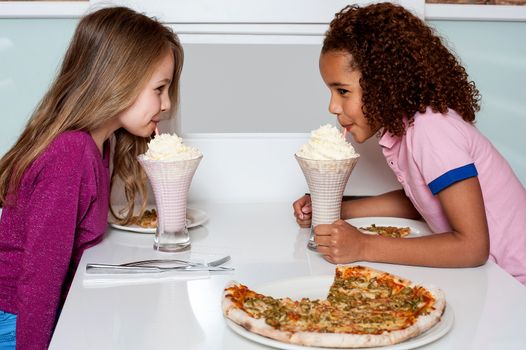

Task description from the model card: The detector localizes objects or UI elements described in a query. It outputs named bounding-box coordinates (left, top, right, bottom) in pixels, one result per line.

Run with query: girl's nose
left=161, top=93, right=171, bottom=112
left=328, top=95, right=342, bottom=115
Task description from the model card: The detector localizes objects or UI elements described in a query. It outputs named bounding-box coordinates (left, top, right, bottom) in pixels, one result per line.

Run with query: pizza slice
left=324, top=265, right=445, bottom=346
left=130, top=209, right=158, bottom=228
left=222, top=283, right=332, bottom=343
left=359, top=224, right=411, bottom=238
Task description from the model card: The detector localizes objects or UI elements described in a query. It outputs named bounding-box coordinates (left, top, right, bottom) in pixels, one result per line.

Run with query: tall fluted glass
left=295, top=154, right=359, bottom=250
left=138, top=155, right=202, bottom=252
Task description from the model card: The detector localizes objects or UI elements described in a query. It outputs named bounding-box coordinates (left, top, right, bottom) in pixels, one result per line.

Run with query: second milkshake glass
left=138, top=155, right=202, bottom=252
left=295, top=154, right=359, bottom=250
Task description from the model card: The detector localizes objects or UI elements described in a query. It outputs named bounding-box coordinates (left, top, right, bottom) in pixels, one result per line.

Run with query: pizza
left=222, top=265, right=445, bottom=348
left=130, top=209, right=157, bottom=228
left=359, top=224, right=411, bottom=238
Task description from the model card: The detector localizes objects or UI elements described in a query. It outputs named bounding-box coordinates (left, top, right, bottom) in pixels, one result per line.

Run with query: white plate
left=225, top=274, right=454, bottom=350
left=109, top=207, right=207, bottom=233
left=346, top=217, right=432, bottom=237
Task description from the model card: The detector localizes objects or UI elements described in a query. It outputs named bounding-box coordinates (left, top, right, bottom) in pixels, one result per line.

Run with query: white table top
left=49, top=201, right=526, bottom=350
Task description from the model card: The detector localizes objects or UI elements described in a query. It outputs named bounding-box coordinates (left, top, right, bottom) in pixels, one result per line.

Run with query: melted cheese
left=225, top=266, right=436, bottom=335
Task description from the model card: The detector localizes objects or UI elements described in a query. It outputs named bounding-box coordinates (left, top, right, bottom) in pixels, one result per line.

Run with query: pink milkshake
left=138, top=133, right=202, bottom=252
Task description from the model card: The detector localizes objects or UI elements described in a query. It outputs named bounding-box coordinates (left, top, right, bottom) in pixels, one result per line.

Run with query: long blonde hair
left=0, top=7, right=184, bottom=224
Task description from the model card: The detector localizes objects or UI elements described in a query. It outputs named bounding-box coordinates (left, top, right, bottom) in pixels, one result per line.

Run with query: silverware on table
left=121, top=255, right=230, bottom=268
left=85, top=255, right=233, bottom=274
left=85, top=264, right=234, bottom=274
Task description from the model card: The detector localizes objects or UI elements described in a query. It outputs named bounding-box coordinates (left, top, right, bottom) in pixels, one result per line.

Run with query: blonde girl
left=0, top=7, right=183, bottom=349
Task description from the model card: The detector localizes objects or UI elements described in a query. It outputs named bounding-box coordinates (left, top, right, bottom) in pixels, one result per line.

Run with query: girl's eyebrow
left=328, top=82, right=351, bottom=88
left=156, top=78, right=172, bottom=84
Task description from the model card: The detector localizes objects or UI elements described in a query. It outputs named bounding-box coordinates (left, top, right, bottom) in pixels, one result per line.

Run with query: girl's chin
left=349, top=127, right=377, bottom=144
left=349, top=133, right=368, bottom=144
left=346, top=130, right=359, bottom=142
left=127, top=129, right=154, bottom=138
left=353, top=138, right=366, bottom=144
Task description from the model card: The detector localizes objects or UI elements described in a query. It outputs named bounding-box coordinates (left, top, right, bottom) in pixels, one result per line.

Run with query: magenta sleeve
left=15, top=150, right=90, bottom=349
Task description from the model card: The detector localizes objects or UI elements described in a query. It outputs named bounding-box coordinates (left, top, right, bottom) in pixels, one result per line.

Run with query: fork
left=121, top=255, right=230, bottom=268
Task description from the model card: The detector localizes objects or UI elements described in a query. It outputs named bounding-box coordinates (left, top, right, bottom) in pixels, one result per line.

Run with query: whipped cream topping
left=296, top=124, right=358, bottom=160
left=143, top=133, right=202, bottom=161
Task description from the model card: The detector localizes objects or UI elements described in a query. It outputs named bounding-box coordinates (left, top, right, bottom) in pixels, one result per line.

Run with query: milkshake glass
left=296, top=155, right=359, bottom=250
left=295, top=124, right=359, bottom=250
left=138, top=155, right=202, bottom=252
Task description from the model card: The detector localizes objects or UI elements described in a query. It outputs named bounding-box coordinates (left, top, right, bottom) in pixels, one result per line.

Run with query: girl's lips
left=338, top=118, right=353, bottom=130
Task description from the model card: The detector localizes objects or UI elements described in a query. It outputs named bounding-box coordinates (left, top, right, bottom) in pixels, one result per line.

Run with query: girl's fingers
left=314, top=235, right=333, bottom=247
left=293, top=202, right=306, bottom=218
left=316, top=248, right=335, bottom=264
left=295, top=212, right=312, bottom=226
left=316, top=245, right=330, bottom=255
left=294, top=211, right=311, bottom=222
left=323, top=255, right=335, bottom=264
left=293, top=195, right=312, bottom=220
left=313, top=224, right=332, bottom=236
left=296, top=220, right=311, bottom=228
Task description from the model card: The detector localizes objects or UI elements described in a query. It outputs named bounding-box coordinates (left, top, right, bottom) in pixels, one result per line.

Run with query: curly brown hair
left=322, top=2, right=480, bottom=136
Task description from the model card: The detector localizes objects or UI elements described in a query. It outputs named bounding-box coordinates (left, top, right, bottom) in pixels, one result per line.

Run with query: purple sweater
left=0, top=131, right=110, bottom=349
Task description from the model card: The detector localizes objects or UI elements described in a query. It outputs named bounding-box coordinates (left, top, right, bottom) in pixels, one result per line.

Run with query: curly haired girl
left=293, top=2, right=526, bottom=285
left=0, top=7, right=183, bottom=349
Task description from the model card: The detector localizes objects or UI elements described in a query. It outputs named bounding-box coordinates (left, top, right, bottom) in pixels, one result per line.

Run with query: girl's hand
left=314, top=220, right=366, bottom=264
left=293, top=194, right=312, bottom=228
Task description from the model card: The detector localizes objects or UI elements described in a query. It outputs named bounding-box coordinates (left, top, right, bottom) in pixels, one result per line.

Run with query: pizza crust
left=413, top=285, right=446, bottom=335
left=290, top=326, right=419, bottom=348
left=222, top=269, right=447, bottom=348
left=222, top=282, right=294, bottom=343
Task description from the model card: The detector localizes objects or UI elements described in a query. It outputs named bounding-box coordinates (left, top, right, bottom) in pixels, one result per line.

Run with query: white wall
left=0, top=1, right=524, bottom=204
left=183, top=134, right=400, bottom=203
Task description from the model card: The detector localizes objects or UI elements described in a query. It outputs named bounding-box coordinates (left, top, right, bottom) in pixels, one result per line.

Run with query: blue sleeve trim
left=428, top=163, right=478, bottom=195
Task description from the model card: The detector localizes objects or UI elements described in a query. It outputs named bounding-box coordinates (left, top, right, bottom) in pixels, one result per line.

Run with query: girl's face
left=319, top=51, right=379, bottom=144
left=117, top=50, right=175, bottom=138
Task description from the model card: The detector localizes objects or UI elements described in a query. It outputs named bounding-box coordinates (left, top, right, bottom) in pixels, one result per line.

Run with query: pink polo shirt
left=379, top=108, right=526, bottom=285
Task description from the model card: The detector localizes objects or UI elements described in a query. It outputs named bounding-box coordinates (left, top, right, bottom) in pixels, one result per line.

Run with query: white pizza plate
left=225, top=274, right=454, bottom=350
left=346, top=217, right=432, bottom=237
left=109, top=207, right=207, bottom=233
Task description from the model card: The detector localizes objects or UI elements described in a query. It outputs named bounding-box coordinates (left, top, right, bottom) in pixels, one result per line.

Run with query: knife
left=85, top=263, right=234, bottom=274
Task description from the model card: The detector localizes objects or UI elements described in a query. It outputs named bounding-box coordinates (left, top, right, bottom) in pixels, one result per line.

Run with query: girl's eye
left=155, top=86, right=165, bottom=94
left=337, top=88, right=349, bottom=96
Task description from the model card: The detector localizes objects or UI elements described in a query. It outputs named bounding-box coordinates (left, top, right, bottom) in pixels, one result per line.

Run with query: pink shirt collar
left=378, top=118, right=411, bottom=149
left=378, top=130, right=397, bottom=149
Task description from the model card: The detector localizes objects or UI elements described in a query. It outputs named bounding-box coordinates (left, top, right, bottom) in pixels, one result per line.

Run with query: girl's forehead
left=150, top=50, right=175, bottom=76
left=320, top=51, right=359, bottom=74
left=321, top=50, right=350, bottom=60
